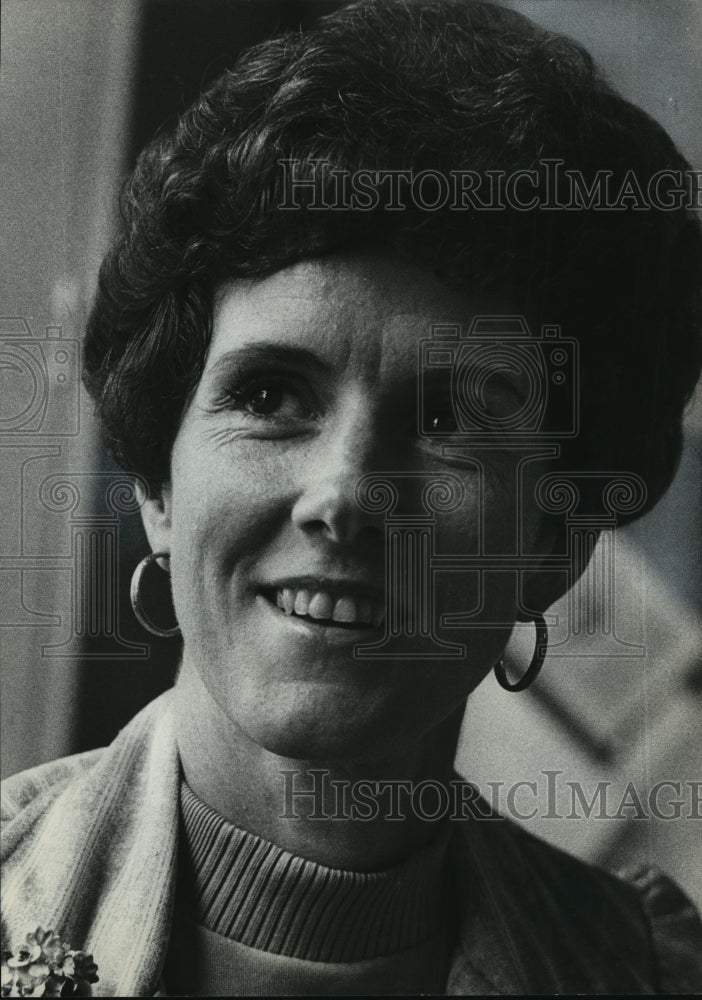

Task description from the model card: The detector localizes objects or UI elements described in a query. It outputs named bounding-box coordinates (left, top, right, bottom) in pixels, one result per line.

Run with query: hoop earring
left=494, top=612, right=548, bottom=692
left=130, top=551, right=181, bottom=638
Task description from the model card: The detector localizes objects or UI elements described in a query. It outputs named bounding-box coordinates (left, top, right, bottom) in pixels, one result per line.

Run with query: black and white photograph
left=2, top=0, right=701, bottom=995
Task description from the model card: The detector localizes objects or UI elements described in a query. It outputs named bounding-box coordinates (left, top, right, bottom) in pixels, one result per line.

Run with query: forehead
left=209, top=254, right=475, bottom=379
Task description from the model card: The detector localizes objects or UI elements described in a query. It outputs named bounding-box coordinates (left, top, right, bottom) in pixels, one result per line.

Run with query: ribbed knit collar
left=178, top=781, right=450, bottom=963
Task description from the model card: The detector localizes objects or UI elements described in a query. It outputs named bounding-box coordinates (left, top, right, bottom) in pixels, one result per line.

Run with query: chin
left=233, top=679, right=463, bottom=764
left=237, top=684, right=416, bottom=764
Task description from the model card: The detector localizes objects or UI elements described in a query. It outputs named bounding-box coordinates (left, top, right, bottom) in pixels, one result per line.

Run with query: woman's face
left=148, top=254, right=549, bottom=761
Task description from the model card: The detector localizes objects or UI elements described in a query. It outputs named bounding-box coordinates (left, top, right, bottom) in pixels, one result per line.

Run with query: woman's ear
left=518, top=522, right=603, bottom=621
left=136, top=479, right=173, bottom=557
left=518, top=567, right=571, bottom=621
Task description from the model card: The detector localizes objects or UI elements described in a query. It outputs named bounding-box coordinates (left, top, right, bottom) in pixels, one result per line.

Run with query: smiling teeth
left=275, top=588, right=383, bottom=626
left=293, top=589, right=311, bottom=616
left=308, top=592, right=334, bottom=619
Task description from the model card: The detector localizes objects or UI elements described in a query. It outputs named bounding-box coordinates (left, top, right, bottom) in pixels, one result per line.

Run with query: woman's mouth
left=259, top=586, right=385, bottom=630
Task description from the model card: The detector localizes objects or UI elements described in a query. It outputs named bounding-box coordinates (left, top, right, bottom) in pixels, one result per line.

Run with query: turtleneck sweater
left=163, top=781, right=454, bottom=996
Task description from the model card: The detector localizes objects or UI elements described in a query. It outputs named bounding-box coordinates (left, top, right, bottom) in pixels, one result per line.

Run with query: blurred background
left=2, top=0, right=700, bottom=907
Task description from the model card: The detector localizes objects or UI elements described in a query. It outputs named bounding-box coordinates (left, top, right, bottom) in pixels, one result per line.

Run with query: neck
left=172, top=660, right=464, bottom=871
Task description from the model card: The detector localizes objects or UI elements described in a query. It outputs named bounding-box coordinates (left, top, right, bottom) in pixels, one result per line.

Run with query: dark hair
left=83, top=0, right=701, bottom=523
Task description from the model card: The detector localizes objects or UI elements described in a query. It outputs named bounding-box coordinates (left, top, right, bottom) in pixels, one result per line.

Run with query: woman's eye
left=423, top=400, right=458, bottom=435
left=243, top=384, right=286, bottom=416
left=231, top=379, right=317, bottom=422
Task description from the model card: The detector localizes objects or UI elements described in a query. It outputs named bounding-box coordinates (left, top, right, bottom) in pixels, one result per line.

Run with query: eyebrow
left=206, top=342, right=333, bottom=380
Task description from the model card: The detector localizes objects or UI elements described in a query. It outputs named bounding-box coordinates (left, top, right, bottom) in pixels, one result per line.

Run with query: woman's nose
left=291, top=403, right=386, bottom=545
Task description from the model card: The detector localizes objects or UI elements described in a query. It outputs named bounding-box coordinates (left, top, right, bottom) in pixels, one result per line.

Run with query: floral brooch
left=1, top=928, right=99, bottom=998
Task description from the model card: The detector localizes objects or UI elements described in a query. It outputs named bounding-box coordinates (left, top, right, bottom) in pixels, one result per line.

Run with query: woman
left=2, top=0, right=701, bottom=995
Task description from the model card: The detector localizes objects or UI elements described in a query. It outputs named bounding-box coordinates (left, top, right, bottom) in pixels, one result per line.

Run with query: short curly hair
left=83, top=0, right=701, bottom=524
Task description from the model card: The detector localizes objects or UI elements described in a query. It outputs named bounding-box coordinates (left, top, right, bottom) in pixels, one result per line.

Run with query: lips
left=259, top=579, right=385, bottom=629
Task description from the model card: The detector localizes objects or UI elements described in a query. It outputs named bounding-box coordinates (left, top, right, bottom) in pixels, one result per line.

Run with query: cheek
left=170, top=431, right=294, bottom=534
left=165, top=435, right=292, bottom=613
left=431, top=468, right=521, bottom=622
left=432, top=464, right=518, bottom=552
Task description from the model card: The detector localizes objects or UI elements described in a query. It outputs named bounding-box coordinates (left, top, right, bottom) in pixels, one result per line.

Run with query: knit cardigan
left=2, top=690, right=701, bottom=996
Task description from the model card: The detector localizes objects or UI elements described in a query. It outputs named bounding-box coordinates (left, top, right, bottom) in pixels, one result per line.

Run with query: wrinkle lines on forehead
left=211, top=269, right=362, bottom=377
left=209, top=255, right=473, bottom=388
